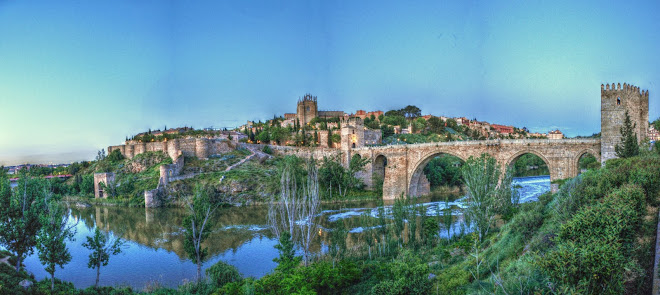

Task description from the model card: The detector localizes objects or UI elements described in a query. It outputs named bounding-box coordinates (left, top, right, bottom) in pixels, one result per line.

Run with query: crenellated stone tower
left=600, top=82, right=649, bottom=163
left=296, top=94, right=318, bottom=126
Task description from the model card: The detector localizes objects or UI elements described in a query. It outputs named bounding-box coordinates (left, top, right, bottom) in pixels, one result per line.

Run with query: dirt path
left=224, top=149, right=257, bottom=172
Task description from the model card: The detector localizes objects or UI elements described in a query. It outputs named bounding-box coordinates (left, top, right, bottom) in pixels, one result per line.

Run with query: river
left=21, top=175, right=550, bottom=290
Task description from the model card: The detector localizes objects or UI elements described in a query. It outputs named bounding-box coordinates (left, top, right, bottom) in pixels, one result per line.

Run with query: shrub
left=509, top=202, right=545, bottom=241
left=540, top=184, right=645, bottom=294
left=206, top=260, right=242, bottom=289
left=262, top=145, right=273, bottom=155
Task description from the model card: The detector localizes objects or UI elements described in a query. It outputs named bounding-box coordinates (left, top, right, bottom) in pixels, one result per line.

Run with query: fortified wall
left=601, top=83, right=649, bottom=163
left=108, top=137, right=234, bottom=161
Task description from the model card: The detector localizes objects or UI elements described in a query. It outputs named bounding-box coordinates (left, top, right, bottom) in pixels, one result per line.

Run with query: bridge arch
left=408, top=151, right=467, bottom=197
left=372, top=154, right=388, bottom=185
left=573, top=148, right=600, bottom=176
left=505, top=150, right=554, bottom=181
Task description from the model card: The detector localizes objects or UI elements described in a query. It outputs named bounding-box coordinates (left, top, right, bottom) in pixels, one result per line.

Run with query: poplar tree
left=37, top=198, right=77, bottom=291
left=0, top=173, right=46, bottom=272
left=615, top=110, right=639, bottom=158
left=82, top=228, right=124, bottom=288
left=184, top=185, right=221, bottom=282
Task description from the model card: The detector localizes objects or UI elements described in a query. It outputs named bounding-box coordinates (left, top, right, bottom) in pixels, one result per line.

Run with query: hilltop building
left=548, top=129, right=564, bottom=140
left=490, top=124, right=514, bottom=134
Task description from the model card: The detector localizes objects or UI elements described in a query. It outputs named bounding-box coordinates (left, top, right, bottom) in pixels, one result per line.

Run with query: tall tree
left=183, top=185, right=221, bottom=282
left=615, top=110, right=639, bottom=158
left=461, top=154, right=513, bottom=240
left=268, top=157, right=320, bottom=267
left=82, top=228, right=124, bottom=287
left=37, top=196, right=77, bottom=291
left=298, top=160, right=320, bottom=266
left=0, top=173, right=46, bottom=272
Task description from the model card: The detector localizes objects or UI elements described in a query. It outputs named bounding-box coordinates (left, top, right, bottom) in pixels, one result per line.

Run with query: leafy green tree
left=615, top=110, right=639, bottom=158
left=257, top=128, right=271, bottom=143
left=106, top=149, right=124, bottom=162
left=37, top=198, right=76, bottom=291
left=80, top=174, right=94, bottom=196
left=402, top=105, right=422, bottom=119
left=427, top=116, right=444, bottom=133
left=412, top=117, right=426, bottom=133
left=82, top=228, right=124, bottom=287
left=423, top=155, right=463, bottom=187
left=461, top=154, right=513, bottom=240
left=183, top=185, right=221, bottom=282
left=0, top=173, right=46, bottom=272
left=271, top=127, right=290, bottom=145
left=348, top=154, right=369, bottom=189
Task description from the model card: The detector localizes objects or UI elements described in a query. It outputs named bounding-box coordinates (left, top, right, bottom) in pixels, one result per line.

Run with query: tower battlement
left=297, top=93, right=317, bottom=104
left=601, top=83, right=649, bottom=96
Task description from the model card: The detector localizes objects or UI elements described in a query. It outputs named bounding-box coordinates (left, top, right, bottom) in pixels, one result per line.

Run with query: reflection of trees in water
left=69, top=205, right=276, bottom=260
left=66, top=199, right=455, bottom=262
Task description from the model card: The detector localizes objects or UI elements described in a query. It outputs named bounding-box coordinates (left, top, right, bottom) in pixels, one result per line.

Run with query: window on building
left=617, top=97, right=621, bottom=105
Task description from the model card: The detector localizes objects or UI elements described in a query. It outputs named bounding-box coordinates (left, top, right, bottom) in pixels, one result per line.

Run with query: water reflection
left=22, top=176, right=550, bottom=290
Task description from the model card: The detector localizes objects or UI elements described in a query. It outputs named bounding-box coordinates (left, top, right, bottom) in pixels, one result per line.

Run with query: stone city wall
left=108, top=137, right=235, bottom=161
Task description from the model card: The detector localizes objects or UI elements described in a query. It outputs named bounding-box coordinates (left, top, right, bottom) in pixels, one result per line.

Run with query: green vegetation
left=511, top=153, right=549, bottom=177
left=423, top=154, right=463, bottom=188
left=578, top=152, right=600, bottom=170
left=2, top=128, right=659, bottom=294
left=616, top=110, right=639, bottom=158
left=37, top=198, right=76, bottom=291
left=82, top=228, right=124, bottom=288
left=183, top=185, right=222, bottom=282
left=0, top=173, right=46, bottom=272
left=318, top=154, right=370, bottom=199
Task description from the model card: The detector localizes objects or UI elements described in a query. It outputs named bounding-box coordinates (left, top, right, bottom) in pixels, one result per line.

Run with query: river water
left=21, top=175, right=550, bottom=290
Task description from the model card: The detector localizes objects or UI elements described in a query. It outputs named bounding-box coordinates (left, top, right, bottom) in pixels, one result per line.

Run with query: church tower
left=296, top=94, right=318, bottom=126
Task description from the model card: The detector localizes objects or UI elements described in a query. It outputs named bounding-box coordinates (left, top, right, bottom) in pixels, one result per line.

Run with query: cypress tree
left=615, top=110, right=639, bottom=158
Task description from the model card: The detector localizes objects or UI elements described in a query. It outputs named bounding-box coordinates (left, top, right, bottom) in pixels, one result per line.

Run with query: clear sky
left=1, top=0, right=659, bottom=165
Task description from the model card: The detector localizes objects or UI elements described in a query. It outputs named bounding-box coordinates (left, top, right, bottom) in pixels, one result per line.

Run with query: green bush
left=509, top=202, right=545, bottom=241
left=434, top=265, right=469, bottom=295
left=370, top=250, right=432, bottom=295
left=300, top=260, right=360, bottom=294
left=540, top=183, right=646, bottom=294
left=206, top=260, right=242, bottom=289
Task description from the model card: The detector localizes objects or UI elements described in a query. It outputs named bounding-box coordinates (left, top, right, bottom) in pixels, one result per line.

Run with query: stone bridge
left=349, top=138, right=601, bottom=199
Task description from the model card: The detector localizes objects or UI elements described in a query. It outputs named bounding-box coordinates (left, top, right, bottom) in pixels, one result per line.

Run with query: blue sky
left=0, top=0, right=659, bottom=165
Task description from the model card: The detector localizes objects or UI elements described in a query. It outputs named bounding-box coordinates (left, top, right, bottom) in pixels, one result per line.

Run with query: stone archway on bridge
left=505, top=150, right=553, bottom=179
left=574, top=148, right=601, bottom=176
left=372, top=154, right=388, bottom=181
left=408, top=151, right=467, bottom=197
